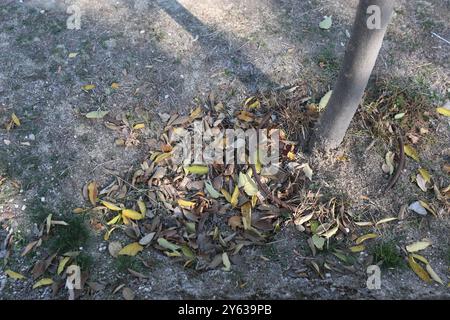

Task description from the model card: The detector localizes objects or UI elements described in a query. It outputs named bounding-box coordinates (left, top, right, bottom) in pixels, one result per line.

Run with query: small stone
left=4, top=140, right=10, bottom=145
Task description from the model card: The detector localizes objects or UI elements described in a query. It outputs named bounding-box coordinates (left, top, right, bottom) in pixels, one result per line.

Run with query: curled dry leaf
left=87, top=181, right=98, bottom=206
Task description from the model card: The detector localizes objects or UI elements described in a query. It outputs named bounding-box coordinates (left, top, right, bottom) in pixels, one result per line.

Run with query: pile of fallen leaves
left=77, top=97, right=352, bottom=272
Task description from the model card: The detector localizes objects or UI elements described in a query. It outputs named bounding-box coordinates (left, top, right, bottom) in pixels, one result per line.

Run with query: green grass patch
left=371, top=241, right=405, bottom=269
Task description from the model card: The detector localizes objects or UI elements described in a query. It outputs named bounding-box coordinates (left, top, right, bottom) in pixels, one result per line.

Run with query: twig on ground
left=385, top=127, right=405, bottom=192
left=431, top=32, right=450, bottom=45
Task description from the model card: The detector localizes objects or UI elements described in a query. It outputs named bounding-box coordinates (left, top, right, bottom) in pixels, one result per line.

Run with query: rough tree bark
left=309, top=0, right=395, bottom=151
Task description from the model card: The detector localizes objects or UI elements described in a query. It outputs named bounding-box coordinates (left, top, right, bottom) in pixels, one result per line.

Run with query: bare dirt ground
left=0, top=0, right=449, bottom=299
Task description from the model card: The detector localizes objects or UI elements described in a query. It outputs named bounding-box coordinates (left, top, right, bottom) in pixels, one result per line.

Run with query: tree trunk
left=309, top=0, right=394, bottom=151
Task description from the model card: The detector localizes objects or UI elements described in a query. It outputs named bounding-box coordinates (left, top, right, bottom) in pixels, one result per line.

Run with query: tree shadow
left=155, top=0, right=278, bottom=92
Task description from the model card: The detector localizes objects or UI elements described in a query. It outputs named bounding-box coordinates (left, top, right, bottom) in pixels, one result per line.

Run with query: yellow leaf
left=406, top=240, right=432, bottom=253
left=101, top=200, right=122, bottom=211
left=122, top=216, right=131, bottom=225
left=189, top=107, right=203, bottom=119
left=111, top=82, right=120, bottom=89
left=354, top=221, right=373, bottom=227
left=87, top=181, right=98, bottom=206
left=411, top=253, right=429, bottom=264
left=68, top=52, right=78, bottom=58
left=11, top=113, right=21, bottom=126
left=287, top=151, right=296, bottom=161
left=122, top=209, right=144, bottom=220
left=408, top=256, right=431, bottom=283
left=82, top=84, right=96, bottom=91
left=375, top=217, right=397, bottom=226
left=322, top=224, right=339, bottom=239
left=436, top=107, right=450, bottom=117
left=133, top=123, right=145, bottom=130
left=72, top=208, right=86, bottom=214
left=221, top=188, right=231, bottom=202
left=157, top=238, right=181, bottom=251
left=355, top=233, right=378, bottom=244
left=349, top=245, right=365, bottom=253
left=222, top=252, right=231, bottom=271
left=5, top=269, right=26, bottom=280
left=184, top=165, right=209, bottom=175
left=118, top=242, right=143, bottom=256
left=107, top=213, right=122, bottom=225
left=418, top=168, right=431, bottom=183
left=404, top=145, right=420, bottom=161
left=154, top=152, right=172, bottom=163
left=177, top=199, right=196, bottom=209
left=239, top=172, right=258, bottom=196
left=104, top=226, right=118, bottom=240
left=419, top=200, right=436, bottom=216
left=426, top=264, right=444, bottom=285
left=230, top=185, right=239, bottom=208
left=244, top=97, right=260, bottom=109
left=33, top=278, right=54, bottom=289
left=137, top=200, right=146, bottom=215
left=57, top=257, right=71, bottom=275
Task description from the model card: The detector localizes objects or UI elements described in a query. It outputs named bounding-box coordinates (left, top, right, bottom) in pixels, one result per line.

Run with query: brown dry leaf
left=240, top=202, right=252, bottom=230
left=32, top=260, right=47, bottom=279
left=87, top=181, right=98, bottom=206
left=228, top=216, right=243, bottom=230
left=122, top=287, right=135, bottom=300
left=108, top=241, right=123, bottom=258
left=237, top=111, right=254, bottom=122
left=128, top=268, right=148, bottom=279
left=21, top=240, right=39, bottom=257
